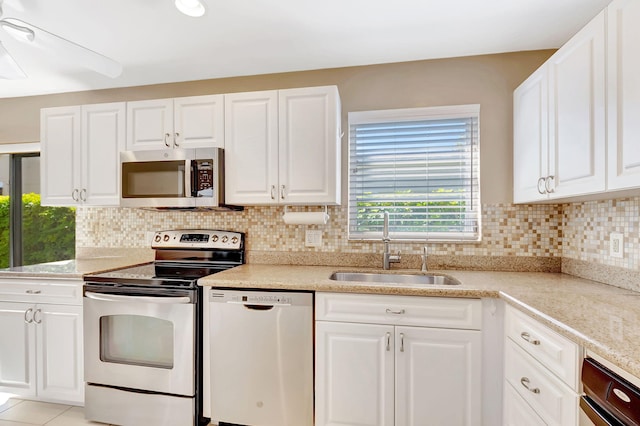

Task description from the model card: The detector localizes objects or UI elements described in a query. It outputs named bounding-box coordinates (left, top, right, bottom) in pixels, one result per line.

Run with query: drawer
left=503, top=380, right=547, bottom=426
left=505, top=339, right=578, bottom=426
left=315, top=292, right=482, bottom=330
left=0, top=278, right=83, bottom=305
left=506, top=305, right=580, bottom=389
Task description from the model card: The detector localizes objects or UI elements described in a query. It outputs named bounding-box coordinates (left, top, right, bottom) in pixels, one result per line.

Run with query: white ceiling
left=0, top=0, right=612, bottom=99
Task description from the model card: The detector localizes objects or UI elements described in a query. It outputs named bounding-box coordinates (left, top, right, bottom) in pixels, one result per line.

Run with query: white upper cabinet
left=513, top=10, right=606, bottom=203
left=607, top=0, right=640, bottom=190
left=41, top=102, right=125, bottom=206
left=126, top=94, right=224, bottom=151
left=547, top=10, right=606, bottom=199
left=225, top=85, right=341, bottom=206
left=224, top=90, right=280, bottom=205
left=513, top=66, right=549, bottom=203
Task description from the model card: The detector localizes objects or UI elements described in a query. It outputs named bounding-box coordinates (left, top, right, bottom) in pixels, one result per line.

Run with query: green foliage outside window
left=0, top=193, right=75, bottom=269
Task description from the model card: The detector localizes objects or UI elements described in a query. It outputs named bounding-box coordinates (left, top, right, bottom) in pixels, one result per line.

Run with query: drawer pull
left=385, top=308, right=405, bottom=315
left=520, top=332, right=540, bottom=345
left=385, top=332, right=391, bottom=351
left=26, top=289, right=42, bottom=294
left=520, top=377, right=540, bottom=394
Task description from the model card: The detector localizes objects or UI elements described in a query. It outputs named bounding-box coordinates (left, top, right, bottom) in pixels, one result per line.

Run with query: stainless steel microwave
left=120, top=148, right=224, bottom=208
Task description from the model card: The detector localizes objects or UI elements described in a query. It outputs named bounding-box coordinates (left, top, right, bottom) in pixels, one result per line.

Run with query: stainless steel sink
left=329, top=272, right=460, bottom=286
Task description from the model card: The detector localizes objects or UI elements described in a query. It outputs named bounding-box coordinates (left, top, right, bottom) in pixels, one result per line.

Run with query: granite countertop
left=200, top=264, right=640, bottom=379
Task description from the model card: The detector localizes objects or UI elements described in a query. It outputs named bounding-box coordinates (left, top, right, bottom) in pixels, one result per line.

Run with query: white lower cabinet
left=315, top=293, right=482, bottom=426
left=502, top=305, right=581, bottom=426
left=0, top=279, right=84, bottom=405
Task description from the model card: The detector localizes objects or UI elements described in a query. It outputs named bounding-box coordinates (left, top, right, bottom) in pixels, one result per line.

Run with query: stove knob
left=163, top=234, right=170, bottom=242
left=231, top=236, right=239, bottom=244
left=154, top=235, right=161, bottom=242
left=212, top=235, right=219, bottom=242
left=221, top=236, right=229, bottom=243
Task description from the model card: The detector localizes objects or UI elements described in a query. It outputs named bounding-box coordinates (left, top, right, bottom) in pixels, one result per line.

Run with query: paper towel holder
left=282, top=205, right=330, bottom=225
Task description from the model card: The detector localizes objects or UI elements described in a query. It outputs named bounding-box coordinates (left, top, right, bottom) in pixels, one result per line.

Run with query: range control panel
left=151, top=229, right=244, bottom=250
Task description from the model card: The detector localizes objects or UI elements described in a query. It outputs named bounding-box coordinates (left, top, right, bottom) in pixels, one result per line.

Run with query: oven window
left=100, top=315, right=174, bottom=369
left=122, top=161, right=185, bottom=198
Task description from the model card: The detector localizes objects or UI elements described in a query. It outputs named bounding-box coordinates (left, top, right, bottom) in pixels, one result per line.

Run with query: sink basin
left=329, top=272, right=460, bottom=286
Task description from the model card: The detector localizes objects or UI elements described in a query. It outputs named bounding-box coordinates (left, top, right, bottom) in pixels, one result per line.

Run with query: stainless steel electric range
left=82, top=229, right=245, bottom=426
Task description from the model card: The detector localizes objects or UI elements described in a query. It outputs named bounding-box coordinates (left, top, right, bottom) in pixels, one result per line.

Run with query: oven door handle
left=580, top=396, right=624, bottom=426
left=84, top=291, right=192, bottom=304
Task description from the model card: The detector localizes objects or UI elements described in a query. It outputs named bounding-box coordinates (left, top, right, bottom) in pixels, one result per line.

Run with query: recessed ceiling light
left=175, top=0, right=206, bottom=17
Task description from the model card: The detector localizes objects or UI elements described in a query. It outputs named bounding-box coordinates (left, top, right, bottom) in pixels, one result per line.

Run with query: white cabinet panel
left=0, top=302, right=36, bottom=396
left=548, top=10, right=606, bottom=198
left=395, top=326, right=482, bottom=426
left=41, top=103, right=124, bottom=207
left=224, top=90, right=279, bottom=205
left=127, top=95, right=224, bottom=151
left=315, top=321, right=394, bottom=426
left=40, top=106, right=81, bottom=206
left=607, top=0, right=640, bottom=190
left=37, top=304, right=83, bottom=403
left=225, top=86, right=341, bottom=206
left=126, top=99, right=174, bottom=151
left=514, top=67, right=549, bottom=203
left=503, top=381, right=547, bottom=426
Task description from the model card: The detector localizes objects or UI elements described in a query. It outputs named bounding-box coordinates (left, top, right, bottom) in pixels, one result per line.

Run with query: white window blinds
left=348, top=105, right=481, bottom=241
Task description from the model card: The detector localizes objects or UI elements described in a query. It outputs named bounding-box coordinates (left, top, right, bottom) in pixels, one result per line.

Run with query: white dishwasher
left=209, top=289, right=313, bottom=426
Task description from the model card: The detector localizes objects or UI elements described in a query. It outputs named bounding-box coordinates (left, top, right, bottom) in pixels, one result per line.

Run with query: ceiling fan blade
left=1, top=18, right=122, bottom=78
left=0, top=40, right=26, bottom=79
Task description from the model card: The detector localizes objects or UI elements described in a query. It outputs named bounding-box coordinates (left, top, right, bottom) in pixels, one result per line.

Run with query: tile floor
left=0, top=396, right=110, bottom=426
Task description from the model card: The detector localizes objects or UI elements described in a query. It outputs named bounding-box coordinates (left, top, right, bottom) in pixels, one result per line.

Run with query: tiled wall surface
left=562, top=197, right=640, bottom=270
left=77, top=197, right=640, bottom=273
left=77, top=203, right=563, bottom=257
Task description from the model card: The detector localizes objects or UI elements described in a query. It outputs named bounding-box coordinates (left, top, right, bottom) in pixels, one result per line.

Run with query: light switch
left=305, top=230, right=323, bottom=247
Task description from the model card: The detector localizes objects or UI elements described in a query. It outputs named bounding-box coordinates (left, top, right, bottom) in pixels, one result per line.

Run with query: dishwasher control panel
left=209, top=290, right=312, bottom=307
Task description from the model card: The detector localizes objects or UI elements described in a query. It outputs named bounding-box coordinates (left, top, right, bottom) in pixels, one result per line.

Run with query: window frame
left=347, top=104, right=481, bottom=242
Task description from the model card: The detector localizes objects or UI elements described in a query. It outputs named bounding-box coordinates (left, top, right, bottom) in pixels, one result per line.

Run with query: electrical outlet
left=305, top=230, right=323, bottom=247
left=610, top=232, right=624, bottom=258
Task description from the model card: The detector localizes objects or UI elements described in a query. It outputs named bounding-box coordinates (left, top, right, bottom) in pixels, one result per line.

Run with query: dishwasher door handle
left=85, top=292, right=191, bottom=304
left=226, top=301, right=291, bottom=308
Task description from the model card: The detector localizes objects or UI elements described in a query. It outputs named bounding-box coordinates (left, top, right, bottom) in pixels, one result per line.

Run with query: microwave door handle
left=85, top=291, right=191, bottom=304
left=185, top=160, right=194, bottom=198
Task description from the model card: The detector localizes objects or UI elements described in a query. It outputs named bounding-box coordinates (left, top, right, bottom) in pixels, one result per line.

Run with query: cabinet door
left=278, top=86, right=341, bottom=205
left=513, top=67, right=549, bottom=203
left=607, top=0, right=640, bottom=190
left=224, top=91, right=279, bottom=205
left=315, top=321, right=394, bottom=426
left=547, top=10, right=606, bottom=198
left=40, top=106, right=82, bottom=206
left=174, top=95, right=224, bottom=149
left=82, top=103, right=126, bottom=206
left=395, top=326, right=482, bottom=426
left=503, top=381, right=546, bottom=426
left=36, top=304, right=84, bottom=404
left=126, top=99, right=174, bottom=150
left=0, top=302, right=36, bottom=397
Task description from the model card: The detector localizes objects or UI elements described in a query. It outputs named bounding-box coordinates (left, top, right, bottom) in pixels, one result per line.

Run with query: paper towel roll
left=282, top=211, right=329, bottom=225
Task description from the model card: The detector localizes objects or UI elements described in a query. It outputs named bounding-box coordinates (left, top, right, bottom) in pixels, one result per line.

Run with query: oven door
left=83, top=288, right=195, bottom=396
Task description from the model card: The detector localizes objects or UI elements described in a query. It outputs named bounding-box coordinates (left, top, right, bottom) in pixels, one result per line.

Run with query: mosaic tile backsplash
left=76, top=197, right=640, bottom=273
left=77, top=203, right=564, bottom=256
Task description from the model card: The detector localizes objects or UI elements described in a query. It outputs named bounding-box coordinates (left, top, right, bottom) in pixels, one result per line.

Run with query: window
left=348, top=105, right=480, bottom=241
left=0, top=150, right=75, bottom=268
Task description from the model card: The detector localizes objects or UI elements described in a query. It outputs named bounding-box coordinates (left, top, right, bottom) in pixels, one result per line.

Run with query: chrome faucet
left=382, top=211, right=401, bottom=270
left=421, top=246, right=428, bottom=272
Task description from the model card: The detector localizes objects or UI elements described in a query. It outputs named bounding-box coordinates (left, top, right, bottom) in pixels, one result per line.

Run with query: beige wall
left=0, top=50, right=554, bottom=204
